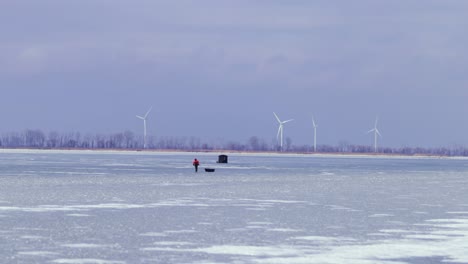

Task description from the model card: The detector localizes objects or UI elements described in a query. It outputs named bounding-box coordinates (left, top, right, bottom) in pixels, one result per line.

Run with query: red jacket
left=193, top=159, right=199, bottom=166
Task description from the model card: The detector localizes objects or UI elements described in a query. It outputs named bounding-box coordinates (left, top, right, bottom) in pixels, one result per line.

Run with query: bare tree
left=25, top=129, right=45, bottom=148
left=189, top=137, right=200, bottom=150
left=123, top=130, right=135, bottom=149
left=285, top=137, right=292, bottom=151
left=47, top=131, right=59, bottom=148
left=248, top=136, right=260, bottom=151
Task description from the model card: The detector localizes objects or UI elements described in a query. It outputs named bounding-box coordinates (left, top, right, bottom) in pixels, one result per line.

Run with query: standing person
left=193, top=158, right=200, bottom=172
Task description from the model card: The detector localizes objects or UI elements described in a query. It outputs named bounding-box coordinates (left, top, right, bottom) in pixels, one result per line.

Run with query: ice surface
left=1, top=149, right=468, bottom=263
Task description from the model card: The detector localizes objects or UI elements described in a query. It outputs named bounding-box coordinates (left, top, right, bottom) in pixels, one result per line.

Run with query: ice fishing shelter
left=217, top=155, right=228, bottom=163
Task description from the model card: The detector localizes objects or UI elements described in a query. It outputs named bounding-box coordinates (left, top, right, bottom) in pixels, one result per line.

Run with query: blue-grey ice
left=1, top=149, right=468, bottom=263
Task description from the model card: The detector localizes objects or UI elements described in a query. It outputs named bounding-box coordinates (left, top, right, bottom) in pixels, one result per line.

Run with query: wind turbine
left=367, top=116, right=382, bottom=153
left=312, top=116, right=318, bottom=152
left=136, top=106, right=152, bottom=149
left=273, top=112, right=294, bottom=151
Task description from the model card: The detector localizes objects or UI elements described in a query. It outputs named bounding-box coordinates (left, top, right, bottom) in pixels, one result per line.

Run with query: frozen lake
left=0, top=149, right=468, bottom=264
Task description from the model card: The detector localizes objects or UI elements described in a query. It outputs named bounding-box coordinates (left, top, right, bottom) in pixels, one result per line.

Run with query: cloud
left=2, top=1, right=468, bottom=145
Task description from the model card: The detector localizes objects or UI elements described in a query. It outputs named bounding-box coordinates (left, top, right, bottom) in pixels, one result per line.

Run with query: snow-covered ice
left=0, top=149, right=468, bottom=263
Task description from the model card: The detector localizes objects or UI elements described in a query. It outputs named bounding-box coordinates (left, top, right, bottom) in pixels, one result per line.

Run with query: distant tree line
left=1, top=129, right=468, bottom=157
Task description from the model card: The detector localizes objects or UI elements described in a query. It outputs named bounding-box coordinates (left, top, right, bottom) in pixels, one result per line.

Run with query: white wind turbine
left=273, top=112, right=294, bottom=151
left=367, top=116, right=382, bottom=153
left=312, top=116, right=318, bottom=152
left=136, top=106, right=152, bottom=149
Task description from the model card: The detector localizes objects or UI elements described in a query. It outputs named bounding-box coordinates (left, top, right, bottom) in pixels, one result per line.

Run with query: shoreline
left=0, top=147, right=463, bottom=160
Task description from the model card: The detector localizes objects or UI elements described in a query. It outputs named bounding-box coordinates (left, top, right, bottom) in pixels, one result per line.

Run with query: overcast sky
left=1, top=1, right=468, bottom=148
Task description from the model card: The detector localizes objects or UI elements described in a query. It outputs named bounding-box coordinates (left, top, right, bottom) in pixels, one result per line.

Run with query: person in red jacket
left=193, top=158, right=200, bottom=172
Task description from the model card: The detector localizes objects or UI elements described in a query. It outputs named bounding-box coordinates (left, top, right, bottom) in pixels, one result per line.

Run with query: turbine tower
left=273, top=112, right=294, bottom=152
left=312, top=116, right=318, bottom=152
left=367, top=117, right=382, bottom=153
left=136, top=106, right=152, bottom=149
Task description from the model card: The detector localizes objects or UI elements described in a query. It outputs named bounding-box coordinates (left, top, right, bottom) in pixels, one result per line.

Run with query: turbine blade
left=277, top=125, right=282, bottom=139
left=283, top=119, right=294, bottom=123
left=376, top=129, right=382, bottom=137
left=144, top=106, right=153, bottom=118
left=273, top=112, right=281, bottom=123
left=136, top=115, right=144, bottom=120
left=312, top=117, right=316, bottom=127
left=367, top=128, right=375, bottom=134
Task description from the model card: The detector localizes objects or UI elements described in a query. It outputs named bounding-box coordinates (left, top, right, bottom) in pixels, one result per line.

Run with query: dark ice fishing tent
left=217, top=155, right=228, bottom=163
